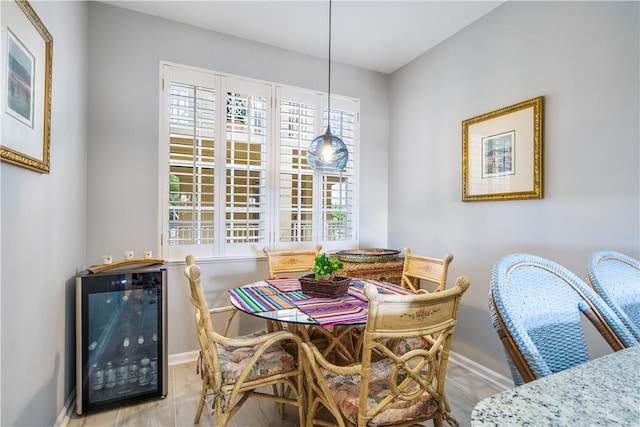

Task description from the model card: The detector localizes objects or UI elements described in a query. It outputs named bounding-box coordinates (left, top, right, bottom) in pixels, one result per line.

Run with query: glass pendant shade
left=307, top=125, right=348, bottom=172
left=308, top=0, right=348, bottom=172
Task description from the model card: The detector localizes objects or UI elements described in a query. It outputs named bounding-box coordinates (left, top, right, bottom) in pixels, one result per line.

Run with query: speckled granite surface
left=471, top=346, right=640, bottom=426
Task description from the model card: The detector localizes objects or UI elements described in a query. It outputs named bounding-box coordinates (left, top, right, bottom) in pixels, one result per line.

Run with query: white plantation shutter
left=222, top=78, right=270, bottom=255
left=276, top=88, right=358, bottom=251
left=164, top=66, right=217, bottom=260
left=161, top=64, right=358, bottom=260
left=277, top=89, right=317, bottom=244
left=318, top=97, right=358, bottom=250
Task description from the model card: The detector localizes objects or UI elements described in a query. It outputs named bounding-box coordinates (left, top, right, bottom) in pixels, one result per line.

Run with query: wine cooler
left=76, top=265, right=168, bottom=414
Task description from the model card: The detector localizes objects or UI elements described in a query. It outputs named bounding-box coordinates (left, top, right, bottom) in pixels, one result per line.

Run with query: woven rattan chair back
left=183, top=255, right=305, bottom=426
left=400, top=247, right=453, bottom=293
left=587, top=250, right=640, bottom=341
left=263, top=245, right=322, bottom=278
left=302, top=276, right=470, bottom=427
left=489, top=253, right=638, bottom=386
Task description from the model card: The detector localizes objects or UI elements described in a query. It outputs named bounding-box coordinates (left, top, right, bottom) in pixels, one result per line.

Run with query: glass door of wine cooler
left=76, top=266, right=168, bottom=414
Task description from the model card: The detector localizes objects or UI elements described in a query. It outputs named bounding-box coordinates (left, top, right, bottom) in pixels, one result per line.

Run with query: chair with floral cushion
left=301, top=276, right=470, bottom=427
left=379, top=248, right=454, bottom=356
left=184, top=255, right=305, bottom=426
left=587, top=250, right=640, bottom=341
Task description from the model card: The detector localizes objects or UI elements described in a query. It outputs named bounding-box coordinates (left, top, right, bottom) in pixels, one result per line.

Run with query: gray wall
left=1, top=1, right=638, bottom=424
left=388, top=1, right=639, bottom=377
left=1, top=1, right=88, bottom=425
left=86, top=3, right=390, bottom=357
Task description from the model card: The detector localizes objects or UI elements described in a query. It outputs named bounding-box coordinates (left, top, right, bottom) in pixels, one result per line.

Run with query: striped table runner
left=294, top=279, right=412, bottom=327
left=230, top=279, right=414, bottom=325
left=295, top=295, right=368, bottom=327
left=347, top=278, right=414, bottom=302
left=265, top=277, right=302, bottom=292
left=228, top=285, right=310, bottom=313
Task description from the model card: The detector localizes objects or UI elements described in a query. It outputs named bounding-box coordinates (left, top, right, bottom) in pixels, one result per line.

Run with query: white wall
left=0, top=1, right=88, bottom=425
left=388, top=1, right=639, bottom=377
left=86, top=3, right=390, bottom=356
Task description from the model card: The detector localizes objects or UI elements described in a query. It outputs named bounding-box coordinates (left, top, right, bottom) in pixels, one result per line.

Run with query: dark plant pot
left=299, top=274, right=350, bottom=298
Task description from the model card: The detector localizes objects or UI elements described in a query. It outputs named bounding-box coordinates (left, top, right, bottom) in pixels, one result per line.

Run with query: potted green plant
left=300, top=253, right=350, bottom=298
left=312, top=253, right=344, bottom=280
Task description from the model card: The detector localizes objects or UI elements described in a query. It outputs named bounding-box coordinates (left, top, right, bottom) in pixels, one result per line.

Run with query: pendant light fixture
left=307, top=0, right=348, bottom=172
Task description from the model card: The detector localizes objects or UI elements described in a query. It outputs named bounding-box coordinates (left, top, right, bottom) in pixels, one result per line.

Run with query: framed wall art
left=1, top=0, right=52, bottom=173
left=462, top=96, right=543, bottom=201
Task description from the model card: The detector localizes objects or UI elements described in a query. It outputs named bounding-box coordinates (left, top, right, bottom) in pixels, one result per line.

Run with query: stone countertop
left=471, top=346, right=640, bottom=426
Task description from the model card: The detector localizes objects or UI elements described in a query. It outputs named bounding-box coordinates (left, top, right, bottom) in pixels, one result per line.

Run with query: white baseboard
left=448, top=351, right=513, bottom=391
left=54, top=388, right=76, bottom=427
left=168, top=350, right=199, bottom=366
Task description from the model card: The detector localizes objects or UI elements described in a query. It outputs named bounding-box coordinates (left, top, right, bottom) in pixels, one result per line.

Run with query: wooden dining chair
left=489, top=253, right=638, bottom=386
left=263, top=245, right=321, bottom=333
left=262, top=245, right=358, bottom=364
left=379, top=248, right=455, bottom=356
left=263, top=244, right=322, bottom=279
left=400, top=247, right=454, bottom=293
left=301, top=276, right=470, bottom=427
left=183, top=255, right=305, bottom=426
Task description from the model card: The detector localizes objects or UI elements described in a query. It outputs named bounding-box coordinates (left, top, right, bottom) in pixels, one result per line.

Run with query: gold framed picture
left=462, top=96, right=543, bottom=201
left=1, top=0, right=53, bottom=173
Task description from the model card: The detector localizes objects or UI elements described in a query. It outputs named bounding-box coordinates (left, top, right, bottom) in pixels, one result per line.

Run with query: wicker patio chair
left=587, top=250, right=640, bottom=340
left=400, top=247, right=453, bottom=293
left=301, top=276, right=470, bottom=427
left=489, top=253, right=638, bottom=386
left=183, top=255, right=305, bottom=426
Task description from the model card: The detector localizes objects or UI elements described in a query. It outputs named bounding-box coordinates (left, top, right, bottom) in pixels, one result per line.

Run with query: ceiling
left=100, top=1, right=504, bottom=74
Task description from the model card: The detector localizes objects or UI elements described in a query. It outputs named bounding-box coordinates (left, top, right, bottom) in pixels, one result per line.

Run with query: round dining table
left=228, top=277, right=414, bottom=364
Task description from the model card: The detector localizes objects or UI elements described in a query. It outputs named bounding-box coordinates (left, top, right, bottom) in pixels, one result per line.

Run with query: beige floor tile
left=447, top=371, right=506, bottom=402
left=67, top=407, right=119, bottom=427
left=117, top=396, right=176, bottom=426
left=68, top=360, right=501, bottom=427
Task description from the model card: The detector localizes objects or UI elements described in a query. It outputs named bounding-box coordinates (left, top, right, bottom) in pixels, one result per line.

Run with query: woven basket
left=336, top=249, right=400, bottom=263
left=299, top=274, right=351, bottom=298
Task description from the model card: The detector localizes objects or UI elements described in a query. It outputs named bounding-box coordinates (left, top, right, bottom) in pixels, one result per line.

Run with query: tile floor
left=67, top=359, right=506, bottom=427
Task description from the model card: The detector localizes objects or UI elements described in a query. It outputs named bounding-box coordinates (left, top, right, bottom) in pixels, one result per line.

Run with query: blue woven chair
left=489, top=253, right=638, bottom=386
left=587, top=250, right=640, bottom=341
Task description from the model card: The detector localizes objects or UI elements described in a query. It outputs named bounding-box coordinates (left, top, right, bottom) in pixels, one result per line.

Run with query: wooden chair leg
left=194, top=382, right=207, bottom=423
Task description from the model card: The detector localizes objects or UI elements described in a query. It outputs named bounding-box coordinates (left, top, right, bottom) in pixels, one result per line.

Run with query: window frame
left=159, top=62, right=360, bottom=261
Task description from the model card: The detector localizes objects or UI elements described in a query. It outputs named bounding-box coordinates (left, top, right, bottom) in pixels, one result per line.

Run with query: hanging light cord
left=330, top=0, right=343, bottom=228
left=327, top=0, right=332, bottom=124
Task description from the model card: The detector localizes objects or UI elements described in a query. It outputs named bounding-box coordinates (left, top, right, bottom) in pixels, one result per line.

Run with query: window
left=160, top=64, right=359, bottom=260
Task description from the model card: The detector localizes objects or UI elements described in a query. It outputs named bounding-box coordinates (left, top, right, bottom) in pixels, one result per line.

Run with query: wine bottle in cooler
left=105, top=362, right=117, bottom=388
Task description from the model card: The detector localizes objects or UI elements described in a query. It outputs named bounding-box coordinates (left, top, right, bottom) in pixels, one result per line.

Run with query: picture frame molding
left=462, top=96, right=544, bottom=201
left=1, top=0, right=52, bottom=173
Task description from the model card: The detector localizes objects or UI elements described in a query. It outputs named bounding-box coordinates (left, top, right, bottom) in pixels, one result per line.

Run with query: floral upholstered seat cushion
left=394, top=337, right=430, bottom=355
left=322, top=358, right=438, bottom=426
left=217, top=331, right=297, bottom=384
left=380, top=337, right=430, bottom=355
